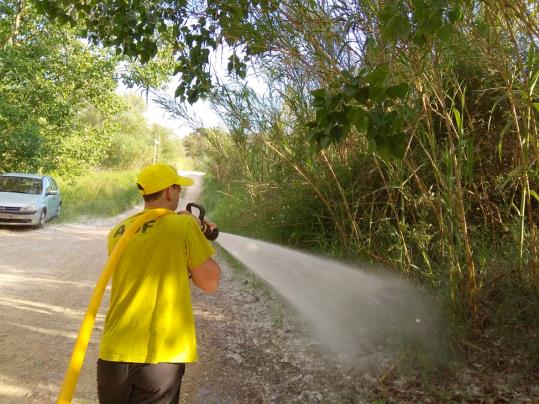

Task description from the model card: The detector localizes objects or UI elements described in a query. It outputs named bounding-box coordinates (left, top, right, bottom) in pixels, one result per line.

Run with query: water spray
left=58, top=201, right=439, bottom=402
left=215, top=233, right=441, bottom=364
left=186, top=203, right=438, bottom=363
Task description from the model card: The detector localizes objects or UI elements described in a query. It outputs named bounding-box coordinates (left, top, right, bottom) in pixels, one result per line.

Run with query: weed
left=55, top=170, right=140, bottom=222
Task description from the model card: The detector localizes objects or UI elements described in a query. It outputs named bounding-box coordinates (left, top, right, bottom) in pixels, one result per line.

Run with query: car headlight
left=20, top=204, right=38, bottom=212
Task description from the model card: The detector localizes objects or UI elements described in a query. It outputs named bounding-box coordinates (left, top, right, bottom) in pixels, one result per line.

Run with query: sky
left=116, top=84, right=224, bottom=139
left=116, top=51, right=267, bottom=139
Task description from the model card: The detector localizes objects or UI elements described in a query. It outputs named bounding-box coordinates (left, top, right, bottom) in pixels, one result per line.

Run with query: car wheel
left=56, top=204, right=61, bottom=218
left=36, top=210, right=46, bottom=229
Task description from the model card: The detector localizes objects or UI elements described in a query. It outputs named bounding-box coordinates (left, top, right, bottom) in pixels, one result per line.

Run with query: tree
left=0, top=1, right=123, bottom=174
left=100, top=95, right=184, bottom=168
left=33, top=0, right=276, bottom=103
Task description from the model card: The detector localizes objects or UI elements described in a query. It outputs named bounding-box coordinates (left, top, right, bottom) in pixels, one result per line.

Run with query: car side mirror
left=47, top=190, right=58, bottom=196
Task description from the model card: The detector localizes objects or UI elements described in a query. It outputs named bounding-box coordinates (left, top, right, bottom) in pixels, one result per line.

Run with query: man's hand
left=177, top=210, right=201, bottom=226
left=178, top=210, right=217, bottom=231
left=203, top=219, right=217, bottom=231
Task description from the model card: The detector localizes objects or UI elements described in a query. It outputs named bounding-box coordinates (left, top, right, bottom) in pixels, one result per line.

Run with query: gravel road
left=3, top=174, right=531, bottom=403
left=0, top=174, right=369, bottom=403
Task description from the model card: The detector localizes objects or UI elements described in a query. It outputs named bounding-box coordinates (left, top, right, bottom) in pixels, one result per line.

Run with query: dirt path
left=0, top=174, right=370, bottom=403
left=3, top=175, right=534, bottom=403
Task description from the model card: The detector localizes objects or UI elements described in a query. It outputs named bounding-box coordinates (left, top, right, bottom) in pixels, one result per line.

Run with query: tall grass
left=55, top=170, right=141, bottom=222
left=184, top=0, right=539, bottom=377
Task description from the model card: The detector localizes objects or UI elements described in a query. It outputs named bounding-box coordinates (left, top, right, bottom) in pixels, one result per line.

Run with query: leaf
left=530, top=190, right=539, bottom=203
left=388, top=111, right=404, bottom=131
left=431, top=0, right=449, bottom=11
left=529, top=69, right=539, bottom=96
left=533, top=103, right=539, bottom=113
left=369, top=85, right=386, bottom=102
left=343, top=84, right=356, bottom=98
left=413, top=33, right=427, bottom=46
left=448, top=5, right=463, bottom=22
left=487, top=95, right=508, bottom=132
left=174, top=85, right=184, bottom=98
left=452, top=107, right=462, bottom=134
left=436, top=24, right=453, bottom=43
left=309, top=129, right=324, bottom=142
left=526, top=43, right=536, bottom=72
left=354, top=86, right=370, bottom=104
left=328, top=93, right=344, bottom=111
left=365, top=65, right=389, bottom=87
left=386, top=83, right=410, bottom=100
left=312, top=96, right=325, bottom=108
left=346, top=106, right=367, bottom=128
left=382, top=13, right=411, bottom=42
left=497, top=120, right=512, bottom=161
left=320, top=135, right=331, bottom=148
left=390, top=131, right=407, bottom=159
left=376, top=144, right=392, bottom=161
left=310, top=88, right=326, bottom=99
left=238, top=67, right=247, bottom=79
left=227, top=54, right=241, bottom=74
left=187, top=89, right=200, bottom=104
left=317, top=110, right=329, bottom=126
left=465, top=138, right=474, bottom=183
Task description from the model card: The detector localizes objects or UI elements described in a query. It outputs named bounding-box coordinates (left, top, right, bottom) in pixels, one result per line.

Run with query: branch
left=1, top=0, right=25, bottom=50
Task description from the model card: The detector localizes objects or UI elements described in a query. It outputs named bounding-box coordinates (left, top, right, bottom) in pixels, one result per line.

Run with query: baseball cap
left=136, top=162, right=194, bottom=195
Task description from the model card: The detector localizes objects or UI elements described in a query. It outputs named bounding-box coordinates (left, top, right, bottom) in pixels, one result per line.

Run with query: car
left=0, top=173, right=62, bottom=228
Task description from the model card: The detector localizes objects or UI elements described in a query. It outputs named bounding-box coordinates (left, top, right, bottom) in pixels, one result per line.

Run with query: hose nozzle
left=186, top=203, right=219, bottom=241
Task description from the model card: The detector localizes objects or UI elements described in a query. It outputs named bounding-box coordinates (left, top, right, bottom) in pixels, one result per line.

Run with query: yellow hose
left=57, top=208, right=172, bottom=404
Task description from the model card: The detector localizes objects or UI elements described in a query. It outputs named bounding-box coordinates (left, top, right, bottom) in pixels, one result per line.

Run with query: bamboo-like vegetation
left=185, top=1, right=538, bottom=334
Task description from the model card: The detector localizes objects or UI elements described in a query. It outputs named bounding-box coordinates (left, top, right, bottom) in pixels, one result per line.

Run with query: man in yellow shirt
left=97, top=162, right=221, bottom=403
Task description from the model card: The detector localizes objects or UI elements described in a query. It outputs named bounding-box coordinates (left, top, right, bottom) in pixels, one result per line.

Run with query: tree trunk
left=1, top=0, right=25, bottom=50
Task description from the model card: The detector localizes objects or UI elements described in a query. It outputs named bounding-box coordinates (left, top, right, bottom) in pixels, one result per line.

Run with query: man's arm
left=190, top=257, right=221, bottom=293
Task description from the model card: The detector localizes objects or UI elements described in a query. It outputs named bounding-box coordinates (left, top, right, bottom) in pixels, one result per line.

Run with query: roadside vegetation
left=51, top=101, right=188, bottom=222
left=179, top=0, right=539, bottom=397
left=1, top=0, right=537, bottom=400
left=0, top=2, right=187, bottom=222
left=55, top=170, right=140, bottom=222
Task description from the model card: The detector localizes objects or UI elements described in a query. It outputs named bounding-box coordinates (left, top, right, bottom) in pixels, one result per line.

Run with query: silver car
left=0, top=173, right=62, bottom=228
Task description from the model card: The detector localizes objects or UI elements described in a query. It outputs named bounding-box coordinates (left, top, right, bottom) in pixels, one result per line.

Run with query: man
left=97, top=162, right=221, bottom=403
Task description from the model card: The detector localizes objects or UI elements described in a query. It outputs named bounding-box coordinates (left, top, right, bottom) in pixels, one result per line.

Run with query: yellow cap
left=136, top=163, right=194, bottom=195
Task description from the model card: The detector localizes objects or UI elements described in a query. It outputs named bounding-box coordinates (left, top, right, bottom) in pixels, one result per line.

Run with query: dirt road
left=2, top=178, right=537, bottom=403
left=0, top=175, right=369, bottom=403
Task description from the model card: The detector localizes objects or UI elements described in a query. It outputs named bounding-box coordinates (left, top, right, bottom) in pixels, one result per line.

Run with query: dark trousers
left=97, top=359, right=186, bottom=404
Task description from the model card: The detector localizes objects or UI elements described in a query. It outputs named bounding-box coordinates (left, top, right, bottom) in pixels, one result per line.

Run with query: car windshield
left=0, top=176, right=42, bottom=194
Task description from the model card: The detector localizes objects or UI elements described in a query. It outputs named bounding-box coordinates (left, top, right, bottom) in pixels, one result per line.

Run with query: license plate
left=0, top=213, right=14, bottom=219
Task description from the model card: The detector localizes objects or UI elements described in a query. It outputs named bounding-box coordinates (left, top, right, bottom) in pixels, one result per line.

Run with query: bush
left=55, top=170, right=141, bottom=222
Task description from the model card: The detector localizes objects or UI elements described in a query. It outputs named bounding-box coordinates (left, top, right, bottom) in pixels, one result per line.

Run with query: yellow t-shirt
left=98, top=208, right=215, bottom=363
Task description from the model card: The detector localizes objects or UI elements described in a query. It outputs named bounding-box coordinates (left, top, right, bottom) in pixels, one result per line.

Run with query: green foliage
left=202, top=172, right=333, bottom=249
left=154, top=125, right=186, bottom=163
left=183, top=127, right=245, bottom=180
left=0, top=2, right=121, bottom=174
left=99, top=95, right=185, bottom=170
left=33, top=0, right=277, bottom=103
left=184, top=2, right=539, bottom=362
left=121, top=45, right=177, bottom=91
left=1, top=2, right=186, bottom=177
left=100, top=96, right=154, bottom=169
left=307, top=67, right=410, bottom=160
left=55, top=169, right=140, bottom=222
left=379, top=0, right=463, bottom=45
